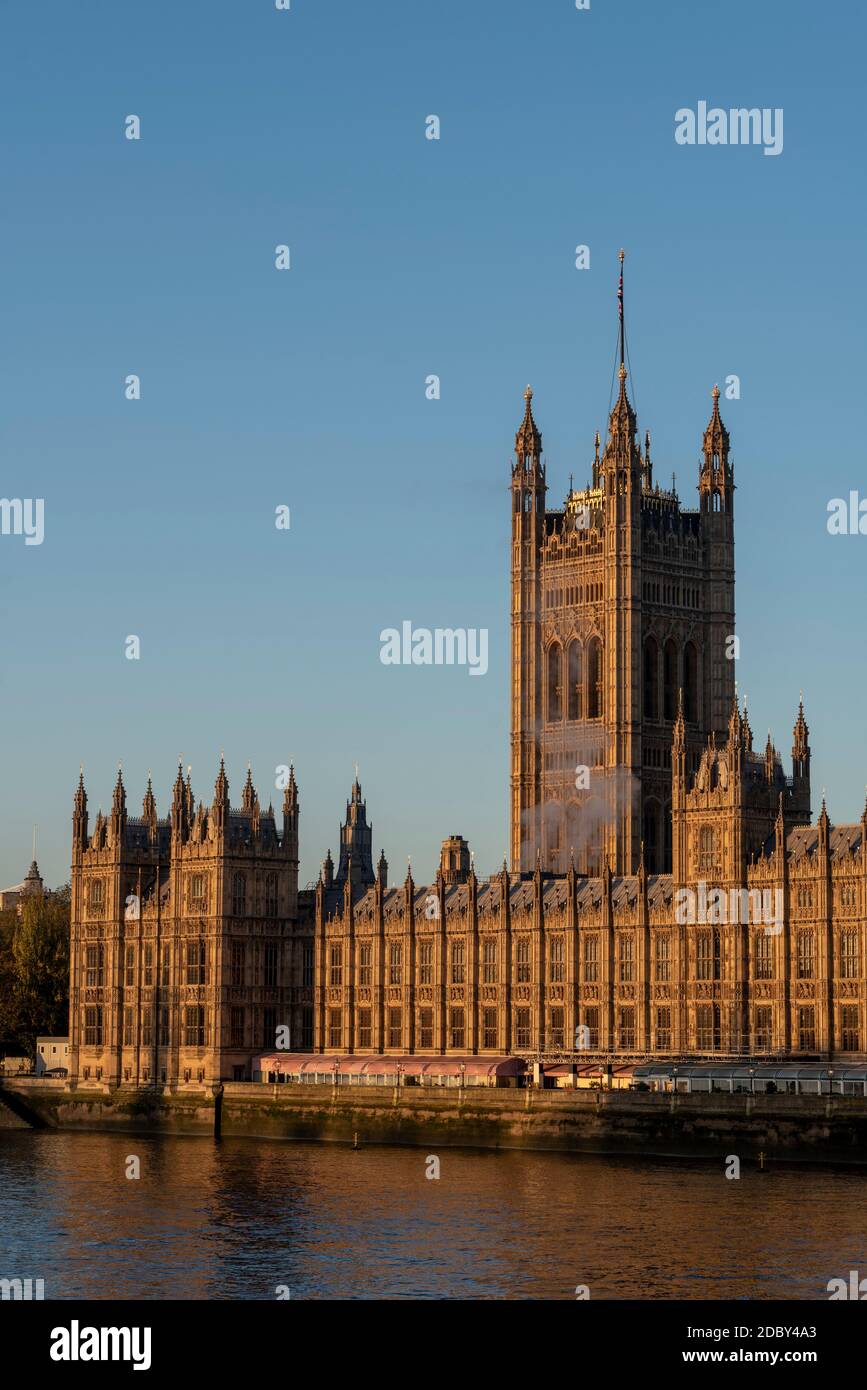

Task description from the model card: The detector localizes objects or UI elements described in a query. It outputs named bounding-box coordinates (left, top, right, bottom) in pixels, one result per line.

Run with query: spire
left=607, top=362, right=637, bottom=444
left=727, top=692, right=742, bottom=745
left=242, top=764, right=256, bottom=813
left=515, top=385, right=542, bottom=462
left=764, top=731, right=775, bottom=781
left=673, top=688, right=685, bottom=748
left=793, top=694, right=809, bottom=757
left=700, top=384, right=733, bottom=514
left=377, top=848, right=388, bottom=889
left=742, top=695, right=753, bottom=751
left=336, top=775, right=375, bottom=888
left=212, top=756, right=229, bottom=825
left=172, top=760, right=189, bottom=840
left=112, top=765, right=126, bottom=822
left=23, top=858, right=43, bottom=896
left=282, top=763, right=298, bottom=814
left=322, top=848, right=334, bottom=889
left=703, top=384, right=730, bottom=463
left=603, top=254, right=639, bottom=462
left=73, top=768, right=89, bottom=850
left=142, top=772, right=156, bottom=823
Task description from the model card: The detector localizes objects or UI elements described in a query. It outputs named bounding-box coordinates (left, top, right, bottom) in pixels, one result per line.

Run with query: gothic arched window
left=644, top=637, right=659, bottom=720
left=547, top=643, right=562, bottom=722
left=587, top=637, right=603, bottom=720
left=698, top=827, right=716, bottom=875
left=567, top=641, right=583, bottom=720
left=663, top=639, right=678, bottom=721
left=683, top=642, right=698, bottom=723
left=232, top=872, right=247, bottom=917
left=265, top=872, right=278, bottom=916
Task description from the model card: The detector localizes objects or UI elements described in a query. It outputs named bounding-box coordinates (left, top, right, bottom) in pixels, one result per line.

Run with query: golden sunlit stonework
left=67, top=299, right=867, bottom=1086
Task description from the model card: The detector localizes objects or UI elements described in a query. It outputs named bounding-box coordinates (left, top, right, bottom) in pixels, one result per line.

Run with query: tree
left=9, top=886, right=70, bottom=1055
left=0, top=907, right=23, bottom=1053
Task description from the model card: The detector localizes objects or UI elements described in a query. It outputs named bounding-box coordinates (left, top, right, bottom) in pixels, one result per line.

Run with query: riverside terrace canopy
left=253, top=1054, right=527, bottom=1086
left=632, top=1064, right=867, bottom=1095
left=543, top=1063, right=636, bottom=1089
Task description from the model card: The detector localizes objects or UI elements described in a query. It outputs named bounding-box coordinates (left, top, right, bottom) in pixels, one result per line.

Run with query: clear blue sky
left=0, top=0, right=864, bottom=890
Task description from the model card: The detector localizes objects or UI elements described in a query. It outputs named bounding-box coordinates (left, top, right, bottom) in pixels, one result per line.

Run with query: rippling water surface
left=1, top=1131, right=865, bottom=1299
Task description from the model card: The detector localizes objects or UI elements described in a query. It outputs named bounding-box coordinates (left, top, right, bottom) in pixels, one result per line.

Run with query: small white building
left=35, top=1037, right=69, bottom=1075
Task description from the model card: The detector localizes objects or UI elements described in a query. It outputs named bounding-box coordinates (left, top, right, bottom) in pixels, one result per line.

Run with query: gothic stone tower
left=672, top=696, right=813, bottom=1055
left=510, top=253, right=735, bottom=879
left=68, top=761, right=306, bottom=1088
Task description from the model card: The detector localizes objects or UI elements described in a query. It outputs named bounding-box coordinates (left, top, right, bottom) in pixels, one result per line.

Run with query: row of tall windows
left=644, top=637, right=698, bottom=722
left=546, top=638, right=604, bottom=722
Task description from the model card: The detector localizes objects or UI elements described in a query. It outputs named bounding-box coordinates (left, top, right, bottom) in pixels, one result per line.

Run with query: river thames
left=1, top=1131, right=865, bottom=1300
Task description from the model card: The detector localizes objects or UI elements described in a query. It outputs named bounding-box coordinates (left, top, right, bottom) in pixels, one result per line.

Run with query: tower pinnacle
left=515, top=385, right=542, bottom=461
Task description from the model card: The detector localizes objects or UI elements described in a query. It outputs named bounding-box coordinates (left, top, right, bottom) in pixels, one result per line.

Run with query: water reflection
left=1, top=1131, right=865, bottom=1299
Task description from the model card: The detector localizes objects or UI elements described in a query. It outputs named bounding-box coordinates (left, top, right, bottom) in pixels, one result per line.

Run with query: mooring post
left=212, top=1082, right=224, bottom=1140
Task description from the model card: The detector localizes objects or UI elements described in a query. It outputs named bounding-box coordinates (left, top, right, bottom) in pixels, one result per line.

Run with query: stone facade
left=67, top=763, right=313, bottom=1087
left=317, top=699, right=867, bottom=1061
left=67, top=264, right=867, bottom=1076
left=510, top=292, right=735, bottom=877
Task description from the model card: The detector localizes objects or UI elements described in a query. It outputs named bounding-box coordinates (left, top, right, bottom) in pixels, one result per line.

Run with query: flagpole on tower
left=618, top=249, right=625, bottom=369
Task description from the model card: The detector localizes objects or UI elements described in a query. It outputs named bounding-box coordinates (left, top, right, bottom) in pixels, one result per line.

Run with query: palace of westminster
left=67, top=264, right=867, bottom=1086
